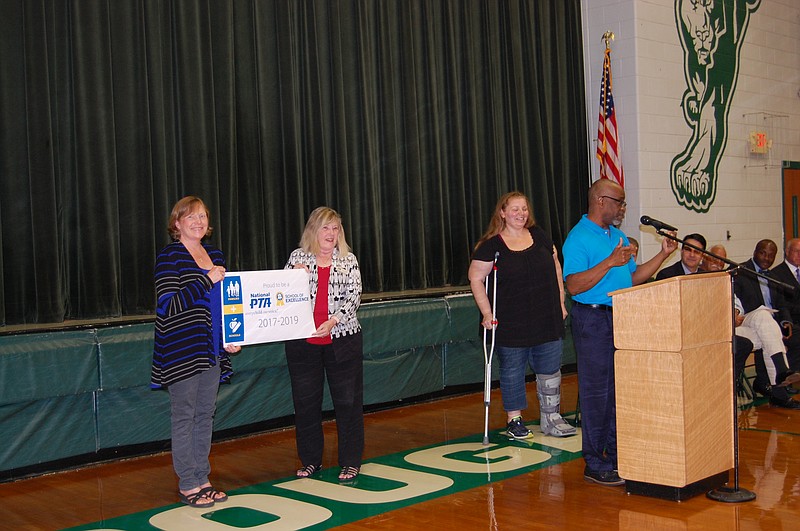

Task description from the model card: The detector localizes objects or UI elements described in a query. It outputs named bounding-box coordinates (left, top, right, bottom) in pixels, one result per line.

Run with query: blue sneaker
left=506, top=416, right=533, bottom=439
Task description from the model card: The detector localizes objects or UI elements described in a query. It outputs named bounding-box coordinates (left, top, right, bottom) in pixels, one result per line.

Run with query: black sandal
left=179, top=490, right=215, bottom=508
left=199, top=485, right=228, bottom=503
left=338, top=465, right=360, bottom=482
left=296, top=464, right=322, bottom=478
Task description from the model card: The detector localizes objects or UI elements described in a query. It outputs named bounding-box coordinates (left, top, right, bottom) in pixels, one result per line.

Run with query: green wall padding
left=0, top=294, right=577, bottom=476
left=444, top=294, right=483, bottom=342
left=364, top=346, right=444, bottom=404
left=0, top=330, right=97, bottom=405
left=360, top=299, right=450, bottom=352
left=228, top=342, right=287, bottom=371
left=443, top=340, right=500, bottom=388
left=96, top=325, right=154, bottom=390
left=215, top=366, right=296, bottom=430
left=96, top=386, right=171, bottom=448
left=0, top=393, right=96, bottom=471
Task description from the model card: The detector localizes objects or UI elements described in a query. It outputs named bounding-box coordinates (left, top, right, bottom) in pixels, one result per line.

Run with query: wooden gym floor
left=1, top=373, right=799, bottom=530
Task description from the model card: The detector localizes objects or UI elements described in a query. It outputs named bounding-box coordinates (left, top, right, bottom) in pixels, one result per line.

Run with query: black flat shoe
left=583, top=467, right=625, bottom=486
left=769, top=396, right=800, bottom=410
left=753, top=382, right=772, bottom=398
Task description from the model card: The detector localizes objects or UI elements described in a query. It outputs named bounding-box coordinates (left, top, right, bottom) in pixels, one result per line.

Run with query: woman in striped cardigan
left=151, top=196, right=241, bottom=508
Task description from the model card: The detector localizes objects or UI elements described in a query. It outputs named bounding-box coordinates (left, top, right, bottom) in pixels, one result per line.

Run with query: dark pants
left=751, top=321, right=800, bottom=400
left=734, top=335, right=754, bottom=379
left=285, top=332, right=364, bottom=468
left=571, top=304, right=616, bottom=473
left=784, top=332, right=800, bottom=372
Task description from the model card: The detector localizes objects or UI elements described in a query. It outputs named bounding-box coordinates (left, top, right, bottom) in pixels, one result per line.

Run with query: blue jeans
left=571, top=304, right=617, bottom=473
left=496, top=339, right=563, bottom=412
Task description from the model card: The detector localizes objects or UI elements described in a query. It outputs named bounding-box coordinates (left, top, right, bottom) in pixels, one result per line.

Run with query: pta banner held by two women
left=221, top=269, right=316, bottom=346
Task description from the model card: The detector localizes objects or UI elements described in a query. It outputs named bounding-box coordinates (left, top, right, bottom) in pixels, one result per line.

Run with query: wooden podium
left=610, top=272, right=734, bottom=500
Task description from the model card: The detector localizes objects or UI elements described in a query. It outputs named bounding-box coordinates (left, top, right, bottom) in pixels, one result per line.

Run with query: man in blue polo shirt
left=562, top=178, right=677, bottom=486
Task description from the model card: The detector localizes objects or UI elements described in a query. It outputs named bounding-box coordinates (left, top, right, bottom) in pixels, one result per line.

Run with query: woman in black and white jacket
left=284, top=206, right=364, bottom=482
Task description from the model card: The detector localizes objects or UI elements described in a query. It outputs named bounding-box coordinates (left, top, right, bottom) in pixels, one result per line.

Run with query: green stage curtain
left=0, top=0, right=589, bottom=325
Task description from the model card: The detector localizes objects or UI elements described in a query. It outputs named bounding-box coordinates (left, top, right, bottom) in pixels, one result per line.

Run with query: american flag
left=597, top=47, right=623, bottom=187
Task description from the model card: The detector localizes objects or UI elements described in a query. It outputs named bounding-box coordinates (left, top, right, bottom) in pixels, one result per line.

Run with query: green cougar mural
left=671, top=0, right=760, bottom=212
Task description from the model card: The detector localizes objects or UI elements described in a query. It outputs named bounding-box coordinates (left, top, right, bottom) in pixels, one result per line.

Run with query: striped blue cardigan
left=151, top=241, right=233, bottom=388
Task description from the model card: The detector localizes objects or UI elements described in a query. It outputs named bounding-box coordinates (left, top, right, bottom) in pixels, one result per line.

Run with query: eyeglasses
left=601, top=195, right=627, bottom=208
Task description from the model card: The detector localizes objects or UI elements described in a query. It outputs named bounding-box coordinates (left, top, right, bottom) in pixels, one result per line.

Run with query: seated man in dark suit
left=734, top=239, right=800, bottom=409
left=655, top=233, right=706, bottom=280
left=768, top=238, right=800, bottom=372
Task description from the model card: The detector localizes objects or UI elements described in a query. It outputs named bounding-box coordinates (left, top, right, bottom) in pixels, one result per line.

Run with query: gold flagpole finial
left=601, top=31, right=615, bottom=49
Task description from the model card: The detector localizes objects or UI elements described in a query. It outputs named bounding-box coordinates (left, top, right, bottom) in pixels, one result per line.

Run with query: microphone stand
left=652, top=230, right=770, bottom=502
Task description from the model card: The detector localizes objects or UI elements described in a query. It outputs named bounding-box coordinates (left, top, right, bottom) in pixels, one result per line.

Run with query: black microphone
left=640, top=215, right=678, bottom=232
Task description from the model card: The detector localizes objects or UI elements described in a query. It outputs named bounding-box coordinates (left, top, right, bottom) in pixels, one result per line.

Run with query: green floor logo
left=671, top=0, right=760, bottom=213
left=65, top=426, right=581, bottom=530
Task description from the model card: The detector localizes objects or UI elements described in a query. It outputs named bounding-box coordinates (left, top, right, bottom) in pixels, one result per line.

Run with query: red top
left=307, top=266, right=333, bottom=345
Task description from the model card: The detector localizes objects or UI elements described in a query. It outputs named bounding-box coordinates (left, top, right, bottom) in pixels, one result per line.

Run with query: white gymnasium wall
left=581, top=0, right=800, bottom=268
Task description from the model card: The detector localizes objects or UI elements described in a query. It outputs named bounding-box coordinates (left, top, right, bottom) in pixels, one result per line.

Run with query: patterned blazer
left=285, top=247, right=362, bottom=338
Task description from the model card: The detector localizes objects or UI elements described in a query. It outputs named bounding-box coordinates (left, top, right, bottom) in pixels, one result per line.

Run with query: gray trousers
left=168, top=363, right=221, bottom=491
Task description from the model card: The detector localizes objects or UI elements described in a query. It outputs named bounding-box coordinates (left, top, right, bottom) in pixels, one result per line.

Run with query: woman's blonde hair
left=167, top=196, right=213, bottom=241
left=299, top=206, right=351, bottom=256
left=473, top=191, right=535, bottom=251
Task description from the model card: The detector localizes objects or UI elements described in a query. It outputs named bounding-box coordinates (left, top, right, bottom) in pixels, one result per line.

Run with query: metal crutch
left=482, top=251, right=499, bottom=446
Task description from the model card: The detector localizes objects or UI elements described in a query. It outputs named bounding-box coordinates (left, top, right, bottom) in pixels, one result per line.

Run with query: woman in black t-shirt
left=468, top=192, right=576, bottom=439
